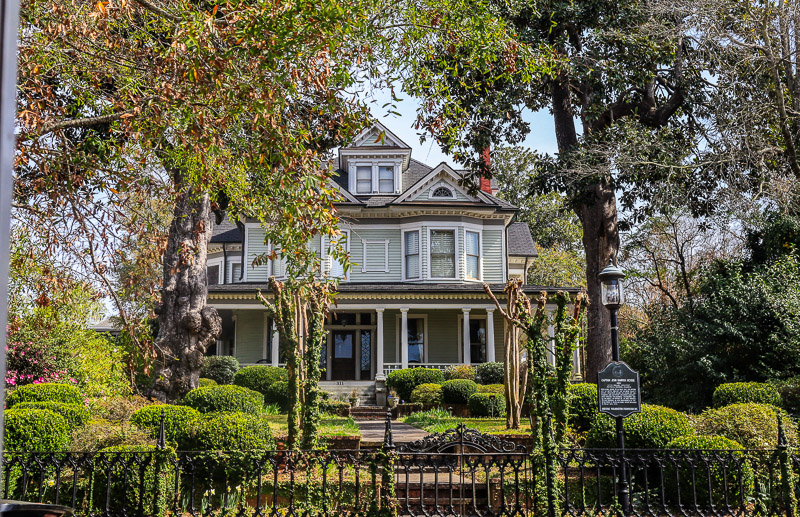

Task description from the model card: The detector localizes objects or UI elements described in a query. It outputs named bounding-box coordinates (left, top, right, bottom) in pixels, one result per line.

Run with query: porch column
left=486, top=309, right=495, bottom=363
left=271, top=321, right=280, bottom=366
left=462, top=308, right=471, bottom=365
left=376, top=308, right=385, bottom=378
left=546, top=310, right=555, bottom=366
left=400, top=308, right=409, bottom=369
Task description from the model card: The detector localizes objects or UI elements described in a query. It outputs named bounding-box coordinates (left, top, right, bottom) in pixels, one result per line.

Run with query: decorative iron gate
left=396, top=424, right=535, bottom=516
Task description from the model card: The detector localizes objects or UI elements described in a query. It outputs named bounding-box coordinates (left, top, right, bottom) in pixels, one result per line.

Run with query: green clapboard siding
left=235, top=310, right=265, bottom=364
left=245, top=227, right=270, bottom=282
left=482, top=229, right=504, bottom=282
left=426, top=310, right=461, bottom=362
left=349, top=228, right=402, bottom=282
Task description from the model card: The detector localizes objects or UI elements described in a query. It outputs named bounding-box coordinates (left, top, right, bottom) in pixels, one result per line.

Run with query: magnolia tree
left=17, top=0, right=375, bottom=400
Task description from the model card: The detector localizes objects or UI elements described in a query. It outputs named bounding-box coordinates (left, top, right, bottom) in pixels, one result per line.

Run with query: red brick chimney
left=480, top=147, right=492, bottom=194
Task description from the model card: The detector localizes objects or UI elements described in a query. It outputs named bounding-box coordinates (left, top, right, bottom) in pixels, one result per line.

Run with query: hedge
left=179, top=412, right=274, bottom=451
left=695, top=402, right=798, bottom=449
left=387, top=368, right=445, bottom=401
left=443, top=365, right=476, bottom=381
left=319, top=399, right=350, bottom=416
left=712, top=382, right=782, bottom=408
left=410, top=383, right=443, bottom=405
left=468, top=392, right=506, bottom=417
left=6, top=382, right=83, bottom=407
left=586, top=404, right=694, bottom=449
left=182, top=385, right=264, bottom=414
left=5, top=408, right=70, bottom=452
left=200, top=356, right=240, bottom=385
left=14, top=401, right=89, bottom=430
left=233, top=365, right=287, bottom=397
left=477, top=384, right=504, bottom=394
left=441, top=379, right=479, bottom=404
left=130, top=404, right=201, bottom=443
left=475, top=362, right=504, bottom=385
left=264, top=381, right=291, bottom=412
left=198, top=378, right=217, bottom=387
left=568, top=383, right=598, bottom=433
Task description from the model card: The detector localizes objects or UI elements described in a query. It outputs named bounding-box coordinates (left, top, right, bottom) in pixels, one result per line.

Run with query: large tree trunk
left=578, top=180, right=619, bottom=382
left=150, top=185, right=221, bottom=402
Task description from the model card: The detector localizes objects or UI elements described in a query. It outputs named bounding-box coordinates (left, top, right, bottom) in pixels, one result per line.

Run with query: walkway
left=356, top=419, right=429, bottom=447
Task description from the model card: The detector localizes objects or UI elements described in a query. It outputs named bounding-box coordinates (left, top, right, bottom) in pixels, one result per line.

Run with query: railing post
left=383, top=408, right=395, bottom=451
left=157, top=409, right=166, bottom=450
left=778, top=414, right=797, bottom=517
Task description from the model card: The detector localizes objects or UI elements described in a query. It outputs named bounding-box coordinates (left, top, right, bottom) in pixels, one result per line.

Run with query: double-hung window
left=466, top=230, right=480, bottom=280
left=404, top=230, right=421, bottom=280
left=351, top=163, right=397, bottom=194
left=378, top=165, right=395, bottom=193
left=356, top=166, right=372, bottom=194
left=429, top=229, right=456, bottom=279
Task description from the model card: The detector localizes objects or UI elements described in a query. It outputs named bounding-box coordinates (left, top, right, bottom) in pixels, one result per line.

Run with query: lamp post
left=598, top=259, right=629, bottom=513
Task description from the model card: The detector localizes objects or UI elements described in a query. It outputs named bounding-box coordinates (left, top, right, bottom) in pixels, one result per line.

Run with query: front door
left=332, top=330, right=356, bottom=380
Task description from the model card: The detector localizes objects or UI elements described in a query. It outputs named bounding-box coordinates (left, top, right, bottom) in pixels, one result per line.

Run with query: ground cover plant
left=403, top=409, right=532, bottom=435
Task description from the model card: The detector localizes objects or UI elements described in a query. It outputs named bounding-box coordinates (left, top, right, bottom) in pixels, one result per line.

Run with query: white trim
left=401, top=229, right=422, bottom=281
left=464, top=229, right=483, bottom=281
left=427, top=182, right=457, bottom=200
left=262, top=313, right=269, bottom=361
left=361, top=239, right=390, bottom=273
left=347, top=160, right=402, bottom=194
left=427, top=226, right=460, bottom=280
left=228, top=258, right=243, bottom=284
left=206, top=257, right=223, bottom=285
left=457, top=312, right=488, bottom=364
left=394, top=163, right=473, bottom=203
left=350, top=121, right=411, bottom=149
left=395, top=313, right=428, bottom=364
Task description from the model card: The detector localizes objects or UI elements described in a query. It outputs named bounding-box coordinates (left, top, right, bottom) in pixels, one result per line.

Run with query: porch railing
left=383, top=363, right=461, bottom=376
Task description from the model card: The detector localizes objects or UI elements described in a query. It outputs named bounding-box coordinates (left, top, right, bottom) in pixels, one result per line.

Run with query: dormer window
left=430, top=184, right=456, bottom=199
left=348, top=161, right=400, bottom=194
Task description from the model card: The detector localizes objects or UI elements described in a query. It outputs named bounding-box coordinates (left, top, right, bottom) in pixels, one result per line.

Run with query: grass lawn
left=403, top=409, right=533, bottom=435
left=264, top=414, right=361, bottom=438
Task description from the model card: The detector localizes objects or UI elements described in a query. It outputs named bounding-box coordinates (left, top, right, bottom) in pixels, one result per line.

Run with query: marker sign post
left=597, top=361, right=641, bottom=418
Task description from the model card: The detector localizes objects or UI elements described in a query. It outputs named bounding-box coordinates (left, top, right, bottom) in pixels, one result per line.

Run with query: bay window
left=466, top=230, right=480, bottom=280
left=430, top=229, right=456, bottom=279
left=404, top=230, right=420, bottom=280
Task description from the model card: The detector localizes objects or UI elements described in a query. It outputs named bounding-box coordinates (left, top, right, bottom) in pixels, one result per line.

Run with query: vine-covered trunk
left=578, top=180, right=619, bottom=383
left=150, top=185, right=221, bottom=402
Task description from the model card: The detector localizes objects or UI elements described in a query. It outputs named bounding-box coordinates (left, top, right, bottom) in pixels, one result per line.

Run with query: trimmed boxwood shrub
left=568, top=383, right=598, bottom=433
left=444, top=365, right=476, bottom=381
left=233, top=365, right=288, bottom=397
left=131, top=404, right=201, bottom=442
left=665, top=435, right=753, bottom=505
left=5, top=408, right=70, bottom=451
left=586, top=404, right=694, bottom=449
left=695, top=402, right=798, bottom=449
left=477, top=384, right=504, bottom=394
left=264, top=380, right=291, bottom=412
left=198, top=378, right=217, bottom=387
left=713, top=382, right=782, bottom=408
left=475, top=362, right=504, bottom=385
left=441, top=379, right=479, bottom=404
left=200, top=356, right=240, bottom=385
left=180, top=412, right=274, bottom=450
left=14, top=402, right=89, bottom=430
left=96, top=445, right=177, bottom=517
left=182, top=385, right=264, bottom=414
left=320, top=399, right=350, bottom=416
left=387, top=368, right=445, bottom=401
left=468, top=392, right=506, bottom=417
left=6, top=382, right=82, bottom=408
left=410, top=383, right=443, bottom=405
left=772, top=377, right=800, bottom=415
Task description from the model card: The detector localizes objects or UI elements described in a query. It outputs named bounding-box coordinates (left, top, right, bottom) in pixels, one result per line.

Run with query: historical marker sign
left=597, top=361, right=641, bottom=418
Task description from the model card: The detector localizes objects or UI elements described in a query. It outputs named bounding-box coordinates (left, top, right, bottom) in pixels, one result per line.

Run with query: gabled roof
left=348, top=121, right=411, bottom=149
left=393, top=163, right=477, bottom=204
left=211, top=216, right=242, bottom=243
left=507, top=222, right=538, bottom=256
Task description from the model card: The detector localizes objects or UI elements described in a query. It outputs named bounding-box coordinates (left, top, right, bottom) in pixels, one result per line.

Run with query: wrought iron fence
left=2, top=412, right=800, bottom=517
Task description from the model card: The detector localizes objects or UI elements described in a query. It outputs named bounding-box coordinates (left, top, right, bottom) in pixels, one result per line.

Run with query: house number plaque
left=597, top=361, right=641, bottom=418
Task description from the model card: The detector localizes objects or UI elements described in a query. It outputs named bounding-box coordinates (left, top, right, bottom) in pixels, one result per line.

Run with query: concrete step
left=320, top=382, right=376, bottom=405
left=349, top=405, right=386, bottom=420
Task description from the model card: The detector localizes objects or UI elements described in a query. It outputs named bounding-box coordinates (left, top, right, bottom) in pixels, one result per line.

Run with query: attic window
left=430, top=185, right=456, bottom=199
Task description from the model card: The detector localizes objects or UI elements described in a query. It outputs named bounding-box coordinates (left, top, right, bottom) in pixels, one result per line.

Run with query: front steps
left=320, top=381, right=377, bottom=407
left=349, top=405, right=388, bottom=420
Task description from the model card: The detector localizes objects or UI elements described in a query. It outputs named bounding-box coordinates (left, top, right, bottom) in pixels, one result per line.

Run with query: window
left=207, top=264, right=220, bottom=285
left=404, top=231, right=420, bottom=280
left=466, top=231, right=480, bottom=279
left=431, top=185, right=455, bottom=198
left=328, top=231, right=349, bottom=278
left=469, top=319, right=487, bottom=363
left=407, top=318, right=425, bottom=363
left=430, top=229, right=456, bottom=278
left=356, top=166, right=372, bottom=194
left=378, top=165, right=395, bottom=193
left=362, top=240, right=389, bottom=272
left=231, top=262, right=242, bottom=283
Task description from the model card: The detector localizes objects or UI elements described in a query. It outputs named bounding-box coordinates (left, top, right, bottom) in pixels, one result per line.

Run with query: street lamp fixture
left=598, top=260, right=625, bottom=309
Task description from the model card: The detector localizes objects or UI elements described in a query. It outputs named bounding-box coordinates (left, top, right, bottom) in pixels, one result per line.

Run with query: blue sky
left=363, top=88, right=560, bottom=166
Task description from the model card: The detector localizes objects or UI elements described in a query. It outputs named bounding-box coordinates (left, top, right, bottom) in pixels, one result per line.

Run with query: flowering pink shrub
left=5, top=321, right=76, bottom=388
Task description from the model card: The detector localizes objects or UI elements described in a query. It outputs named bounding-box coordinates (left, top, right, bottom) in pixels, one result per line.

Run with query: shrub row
left=408, top=380, right=504, bottom=406
left=712, top=382, right=782, bottom=408
left=387, top=363, right=504, bottom=401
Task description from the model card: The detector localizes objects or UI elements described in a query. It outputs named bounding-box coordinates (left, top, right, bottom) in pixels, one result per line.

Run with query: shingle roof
left=208, top=282, right=580, bottom=295
left=507, top=222, right=537, bottom=256
left=211, top=216, right=242, bottom=243
left=402, top=159, right=433, bottom=192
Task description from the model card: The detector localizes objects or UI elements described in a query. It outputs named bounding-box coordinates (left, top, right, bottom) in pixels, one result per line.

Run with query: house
left=204, top=123, right=581, bottom=401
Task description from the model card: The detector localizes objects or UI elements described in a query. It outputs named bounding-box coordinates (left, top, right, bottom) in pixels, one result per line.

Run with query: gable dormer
left=339, top=122, right=412, bottom=195
left=394, top=163, right=478, bottom=204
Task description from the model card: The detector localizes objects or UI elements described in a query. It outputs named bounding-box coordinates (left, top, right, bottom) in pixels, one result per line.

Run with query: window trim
left=465, top=229, right=482, bottom=281
left=206, top=260, right=222, bottom=286
left=427, top=226, right=459, bottom=280
left=325, top=229, right=350, bottom=280
left=347, top=160, right=402, bottom=194
left=361, top=239, right=390, bottom=273
left=228, top=257, right=242, bottom=283
left=395, top=314, right=429, bottom=364
left=402, top=229, right=422, bottom=281
left=428, top=183, right=457, bottom=199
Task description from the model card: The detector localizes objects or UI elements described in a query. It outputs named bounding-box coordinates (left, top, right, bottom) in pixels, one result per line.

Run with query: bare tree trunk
left=578, top=180, right=619, bottom=382
left=150, top=185, right=221, bottom=402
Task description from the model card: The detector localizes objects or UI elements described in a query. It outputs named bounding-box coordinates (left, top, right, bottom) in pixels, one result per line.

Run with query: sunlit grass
left=403, top=409, right=533, bottom=435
